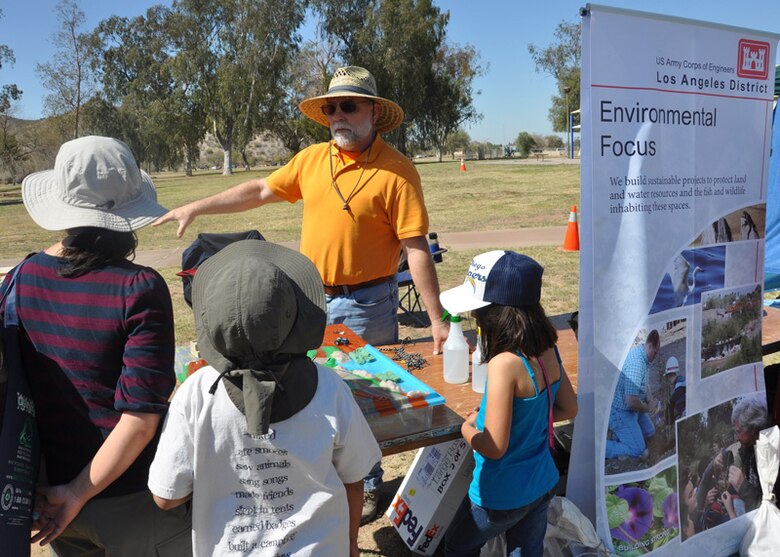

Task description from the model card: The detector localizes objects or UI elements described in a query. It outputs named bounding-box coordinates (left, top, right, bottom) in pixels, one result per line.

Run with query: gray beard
left=332, top=132, right=362, bottom=151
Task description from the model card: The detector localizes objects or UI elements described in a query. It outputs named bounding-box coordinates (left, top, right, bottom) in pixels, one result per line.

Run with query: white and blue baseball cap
left=439, top=250, right=544, bottom=315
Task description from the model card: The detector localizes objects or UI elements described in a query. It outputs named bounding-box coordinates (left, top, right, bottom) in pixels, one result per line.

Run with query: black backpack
left=178, top=230, right=265, bottom=307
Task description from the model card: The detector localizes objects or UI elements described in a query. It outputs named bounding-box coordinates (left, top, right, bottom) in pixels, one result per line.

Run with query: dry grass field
left=2, top=158, right=580, bottom=259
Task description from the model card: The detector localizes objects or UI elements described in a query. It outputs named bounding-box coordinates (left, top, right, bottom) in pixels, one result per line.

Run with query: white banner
left=569, top=5, right=779, bottom=556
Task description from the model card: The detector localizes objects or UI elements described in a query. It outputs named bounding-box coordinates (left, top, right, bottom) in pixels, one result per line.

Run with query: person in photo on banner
left=663, top=356, right=686, bottom=425
left=438, top=250, right=578, bottom=557
left=605, top=330, right=660, bottom=461
left=689, top=395, right=768, bottom=536
left=153, top=66, right=449, bottom=522
left=1, top=136, right=192, bottom=555
left=147, top=240, right=381, bottom=557
left=722, top=394, right=769, bottom=513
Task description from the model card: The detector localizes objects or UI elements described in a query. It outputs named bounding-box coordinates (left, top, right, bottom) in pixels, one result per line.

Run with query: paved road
left=0, top=226, right=570, bottom=272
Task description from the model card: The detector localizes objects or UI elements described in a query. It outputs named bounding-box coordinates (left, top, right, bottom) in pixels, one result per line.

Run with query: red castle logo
left=736, top=39, right=769, bottom=80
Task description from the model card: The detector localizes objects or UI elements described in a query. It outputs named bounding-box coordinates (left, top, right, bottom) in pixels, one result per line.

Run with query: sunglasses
left=320, top=100, right=371, bottom=116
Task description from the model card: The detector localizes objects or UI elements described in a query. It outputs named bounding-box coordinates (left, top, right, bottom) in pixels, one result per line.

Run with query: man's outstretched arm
left=153, top=178, right=283, bottom=237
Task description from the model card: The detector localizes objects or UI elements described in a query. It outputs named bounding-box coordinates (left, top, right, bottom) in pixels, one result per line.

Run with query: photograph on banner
left=675, top=393, right=768, bottom=542
left=650, top=247, right=724, bottom=314
left=606, top=465, right=680, bottom=556
left=604, top=320, right=686, bottom=475
left=691, top=204, right=765, bottom=245
left=700, top=284, right=762, bottom=379
left=723, top=239, right=765, bottom=289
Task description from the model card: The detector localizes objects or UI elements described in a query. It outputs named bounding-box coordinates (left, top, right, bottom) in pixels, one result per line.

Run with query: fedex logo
left=389, top=494, right=424, bottom=546
left=737, top=39, right=769, bottom=79
left=415, top=524, right=442, bottom=554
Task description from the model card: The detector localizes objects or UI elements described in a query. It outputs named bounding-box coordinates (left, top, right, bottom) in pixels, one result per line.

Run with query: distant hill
left=0, top=114, right=64, bottom=183
left=1, top=114, right=292, bottom=183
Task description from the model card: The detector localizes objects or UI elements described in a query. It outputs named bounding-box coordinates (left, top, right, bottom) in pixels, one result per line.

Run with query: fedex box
left=386, top=439, right=475, bottom=554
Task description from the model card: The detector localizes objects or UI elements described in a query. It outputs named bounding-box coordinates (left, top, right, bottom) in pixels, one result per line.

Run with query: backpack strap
left=1, top=262, right=27, bottom=327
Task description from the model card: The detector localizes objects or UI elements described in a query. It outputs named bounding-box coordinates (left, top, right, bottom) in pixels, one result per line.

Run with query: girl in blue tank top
left=439, top=250, right=578, bottom=557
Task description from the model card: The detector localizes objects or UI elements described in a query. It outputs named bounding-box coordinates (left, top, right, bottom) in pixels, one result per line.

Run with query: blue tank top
left=468, top=348, right=562, bottom=510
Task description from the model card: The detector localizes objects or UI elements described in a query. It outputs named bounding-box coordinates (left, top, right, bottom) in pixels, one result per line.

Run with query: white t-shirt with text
left=148, top=363, right=381, bottom=556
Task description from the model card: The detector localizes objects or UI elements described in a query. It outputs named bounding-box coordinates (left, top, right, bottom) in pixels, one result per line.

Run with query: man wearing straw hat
left=155, top=65, right=448, bottom=522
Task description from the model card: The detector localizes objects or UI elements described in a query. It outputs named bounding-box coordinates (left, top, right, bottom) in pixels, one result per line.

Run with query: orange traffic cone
left=563, top=205, right=580, bottom=251
left=460, top=157, right=466, bottom=171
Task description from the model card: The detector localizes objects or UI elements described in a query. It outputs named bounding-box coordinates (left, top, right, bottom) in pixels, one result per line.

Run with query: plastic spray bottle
left=471, top=327, right=488, bottom=393
left=443, top=313, right=469, bottom=384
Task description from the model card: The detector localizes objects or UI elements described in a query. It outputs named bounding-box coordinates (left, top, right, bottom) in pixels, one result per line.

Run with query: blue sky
left=1, top=1, right=779, bottom=145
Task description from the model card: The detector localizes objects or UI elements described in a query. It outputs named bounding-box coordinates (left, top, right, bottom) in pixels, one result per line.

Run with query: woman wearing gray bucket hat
left=148, top=240, right=381, bottom=557
left=1, top=136, right=191, bottom=554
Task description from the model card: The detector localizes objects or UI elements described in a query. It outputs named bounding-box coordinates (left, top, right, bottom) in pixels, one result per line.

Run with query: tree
left=0, top=16, right=21, bottom=115
left=91, top=6, right=206, bottom=174
left=0, top=87, right=30, bottom=182
left=264, top=22, right=337, bottom=154
left=170, top=0, right=306, bottom=175
left=546, top=134, right=564, bottom=149
left=412, top=43, right=484, bottom=161
left=363, top=0, right=448, bottom=155
left=36, top=0, right=95, bottom=140
left=528, top=20, right=580, bottom=133
left=443, top=129, right=469, bottom=159
left=515, top=131, right=536, bottom=158
left=0, top=10, right=30, bottom=181
left=531, top=133, right=546, bottom=148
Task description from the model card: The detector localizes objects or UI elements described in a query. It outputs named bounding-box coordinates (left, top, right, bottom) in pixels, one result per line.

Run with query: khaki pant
left=50, top=490, right=191, bottom=557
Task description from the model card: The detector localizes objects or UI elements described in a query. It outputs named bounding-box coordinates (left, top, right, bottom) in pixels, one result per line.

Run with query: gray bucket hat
left=192, top=240, right=327, bottom=434
left=22, top=136, right=167, bottom=232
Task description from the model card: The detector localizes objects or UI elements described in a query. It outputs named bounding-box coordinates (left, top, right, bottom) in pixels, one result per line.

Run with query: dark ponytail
left=58, top=227, right=138, bottom=278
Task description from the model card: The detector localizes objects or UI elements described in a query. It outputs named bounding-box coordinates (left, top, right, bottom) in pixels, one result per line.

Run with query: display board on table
left=175, top=325, right=445, bottom=443
left=570, top=5, right=779, bottom=556
left=310, top=325, right=444, bottom=442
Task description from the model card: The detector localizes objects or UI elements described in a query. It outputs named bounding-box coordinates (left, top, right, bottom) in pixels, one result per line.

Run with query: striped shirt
left=0, top=252, right=175, bottom=497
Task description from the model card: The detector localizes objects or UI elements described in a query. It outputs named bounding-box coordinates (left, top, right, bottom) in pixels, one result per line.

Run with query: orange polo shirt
left=266, top=136, right=429, bottom=286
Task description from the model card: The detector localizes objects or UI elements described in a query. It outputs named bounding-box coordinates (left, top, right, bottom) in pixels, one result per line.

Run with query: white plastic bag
left=545, top=496, right=610, bottom=557
left=739, top=425, right=780, bottom=556
left=479, top=534, right=506, bottom=557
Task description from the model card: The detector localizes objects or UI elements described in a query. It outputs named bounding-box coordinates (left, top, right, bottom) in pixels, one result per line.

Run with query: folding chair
left=396, top=236, right=447, bottom=327
left=397, top=268, right=427, bottom=326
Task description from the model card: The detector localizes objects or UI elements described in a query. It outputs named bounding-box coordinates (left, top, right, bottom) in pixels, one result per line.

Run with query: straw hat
left=298, top=66, right=404, bottom=134
left=22, top=136, right=167, bottom=232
